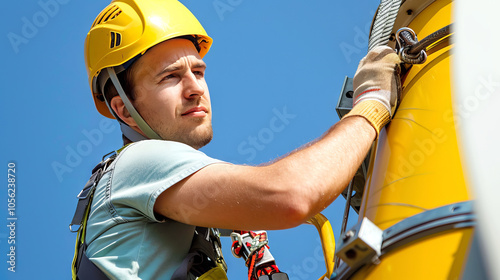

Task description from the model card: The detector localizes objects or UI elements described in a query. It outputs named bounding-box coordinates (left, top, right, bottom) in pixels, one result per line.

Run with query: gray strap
left=218, top=228, right=233, bottom=237
left=98, top=75, right=148, bottom=143
left=171, top=252, right=202, bottom=280
left=107, top=68, right=162, bottom=140
left=258, top=273, right=289, bottom=280
left=69, top=169, right=102, bottom=232
left=120, top=122, right=148, bottom=142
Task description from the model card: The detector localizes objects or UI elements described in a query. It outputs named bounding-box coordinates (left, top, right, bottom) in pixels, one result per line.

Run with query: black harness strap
left=70, top=166, right=103, bottom=231
left=171, top=251, right=204, bottom=280
left=77, top=242, right=109, bottom=280
left=71, top=154, right=116, bottom=280
left=172, top=227, right=228, bottom=279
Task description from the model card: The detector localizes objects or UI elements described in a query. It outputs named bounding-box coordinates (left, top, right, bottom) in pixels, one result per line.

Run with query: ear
left=110, top=95, right=138, bottom=128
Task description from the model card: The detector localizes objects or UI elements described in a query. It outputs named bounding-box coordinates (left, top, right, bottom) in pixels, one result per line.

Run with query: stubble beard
left=137, top=99, right=214, bottom=149
left=155, top=118, right=213, bottom=150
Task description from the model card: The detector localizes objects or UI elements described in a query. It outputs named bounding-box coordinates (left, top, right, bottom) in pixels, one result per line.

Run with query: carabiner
left=395, top=27, right=427, bottom=64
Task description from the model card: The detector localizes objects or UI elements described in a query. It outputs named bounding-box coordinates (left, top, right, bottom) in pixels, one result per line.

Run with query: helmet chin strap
left=106, top=68, right=162, bottom=140
left=120, top=122, right=148, bottom=142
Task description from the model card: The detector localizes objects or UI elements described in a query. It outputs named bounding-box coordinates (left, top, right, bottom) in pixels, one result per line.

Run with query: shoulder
left=124, top=139, right=203, bottom=154
left=118, top=140, right=212, bottom=164
left=113, top=140, right=223, bottom=182
left=95, top=140, right=222, bottom=222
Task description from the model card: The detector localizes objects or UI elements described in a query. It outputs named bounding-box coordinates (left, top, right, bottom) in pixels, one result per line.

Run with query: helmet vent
left=91, top=5, right=122, bottom=28
left=110, top=32, right=122, bottom=48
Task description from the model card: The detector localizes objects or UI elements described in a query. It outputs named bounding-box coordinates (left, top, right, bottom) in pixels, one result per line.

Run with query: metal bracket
left=335, top=76, right=371, bottom=214
left=335, top=218, right=383, bottom=271
left=332, top=201, right=476, bottom=279
left=335, top=76, right=354, bottom=119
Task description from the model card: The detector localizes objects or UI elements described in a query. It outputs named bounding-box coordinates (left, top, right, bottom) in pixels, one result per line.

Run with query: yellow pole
left=351, top=0, right=474, bottom=278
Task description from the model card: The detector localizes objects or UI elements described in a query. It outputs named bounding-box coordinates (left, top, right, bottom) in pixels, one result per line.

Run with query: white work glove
left=343, top=46, right=402, bottom=136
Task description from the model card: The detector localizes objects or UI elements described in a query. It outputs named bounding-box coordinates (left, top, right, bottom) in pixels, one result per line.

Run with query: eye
left=162, top=74, right=176, bottom=81
left=193, top=70, right=204, bottom=78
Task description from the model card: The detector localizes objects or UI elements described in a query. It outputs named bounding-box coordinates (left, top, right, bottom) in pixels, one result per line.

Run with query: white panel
left=454, top=1, right=500, bottom=279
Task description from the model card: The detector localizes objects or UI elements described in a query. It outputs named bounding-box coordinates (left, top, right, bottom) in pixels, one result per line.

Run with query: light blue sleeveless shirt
left=85, top=140, right=223, bottom=279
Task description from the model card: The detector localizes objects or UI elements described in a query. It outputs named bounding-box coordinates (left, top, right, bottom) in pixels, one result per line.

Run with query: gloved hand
left=343, top=46, right=402, bottom=136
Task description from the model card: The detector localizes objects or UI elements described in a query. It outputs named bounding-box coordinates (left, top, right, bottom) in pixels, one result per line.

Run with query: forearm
left=265, top=115, right=376, bottom=223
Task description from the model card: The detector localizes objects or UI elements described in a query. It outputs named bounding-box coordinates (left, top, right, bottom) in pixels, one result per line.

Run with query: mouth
left=181, top=106, right=208, bottom=117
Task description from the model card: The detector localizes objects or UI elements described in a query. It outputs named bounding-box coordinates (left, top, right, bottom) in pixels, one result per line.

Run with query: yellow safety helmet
left=85, top=0, right=212, bottom=119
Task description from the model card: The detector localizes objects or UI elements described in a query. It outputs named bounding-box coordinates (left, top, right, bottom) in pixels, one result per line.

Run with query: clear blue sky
left=1, top=1, right=379, bottom=279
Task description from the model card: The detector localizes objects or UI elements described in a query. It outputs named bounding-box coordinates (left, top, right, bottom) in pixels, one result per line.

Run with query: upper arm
left=153, top=162, right=307, bottom=230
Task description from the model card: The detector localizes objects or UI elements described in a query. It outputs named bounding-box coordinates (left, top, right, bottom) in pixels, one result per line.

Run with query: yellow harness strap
left=197, top=266, right=228, bottom=280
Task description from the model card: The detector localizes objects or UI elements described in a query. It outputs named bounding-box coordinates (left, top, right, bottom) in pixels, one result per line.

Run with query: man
left=75, top=0, right=401, bottom=279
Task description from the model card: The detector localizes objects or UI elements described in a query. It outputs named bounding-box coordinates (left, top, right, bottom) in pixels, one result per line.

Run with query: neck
left=122, top=134, right=133, bottom=145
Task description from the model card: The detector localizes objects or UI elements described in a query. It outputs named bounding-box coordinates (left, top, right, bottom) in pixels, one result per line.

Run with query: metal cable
left=407, top=24, right=452, bottom=55
left=368, top=0, right=403, bottom=51
left=335, top=181, right=354, bottom=269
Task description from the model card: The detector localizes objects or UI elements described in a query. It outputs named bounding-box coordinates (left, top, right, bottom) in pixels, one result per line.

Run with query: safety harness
left=69, top=149, right=228, bottom=280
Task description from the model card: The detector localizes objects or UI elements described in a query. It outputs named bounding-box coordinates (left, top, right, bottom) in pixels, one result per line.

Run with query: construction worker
left=73, top=0, right=401, bottom=279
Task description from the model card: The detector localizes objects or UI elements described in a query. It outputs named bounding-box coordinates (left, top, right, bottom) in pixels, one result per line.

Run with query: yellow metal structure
left=308, top=213, right=336, bottom=280
left=349, top=0, right=474, bottom=278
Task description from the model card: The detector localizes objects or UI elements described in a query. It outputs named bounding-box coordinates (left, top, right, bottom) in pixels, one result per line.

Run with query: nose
left=182, top=72, right=205, bottom=99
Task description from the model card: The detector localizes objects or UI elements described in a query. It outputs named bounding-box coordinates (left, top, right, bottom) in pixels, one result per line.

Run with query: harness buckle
left=249, top=232, right=269, bottom=254
left=69, top=224, right=80, bottom=233
left=230, top=231, right=270, bottom=259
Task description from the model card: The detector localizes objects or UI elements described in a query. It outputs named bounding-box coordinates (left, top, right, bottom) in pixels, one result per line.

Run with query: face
left=130, top=39, right=213, bottom=149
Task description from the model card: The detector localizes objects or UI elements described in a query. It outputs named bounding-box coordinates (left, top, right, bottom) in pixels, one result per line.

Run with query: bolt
left=343, top=230, right=355, bottom=242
